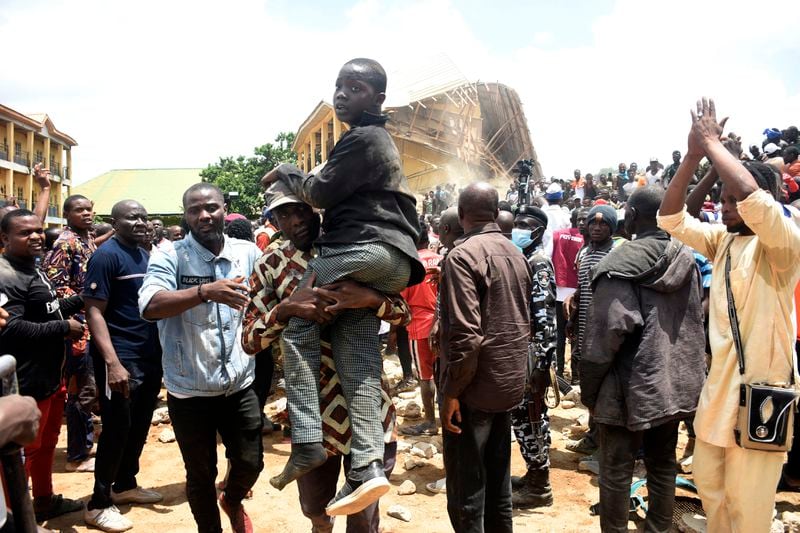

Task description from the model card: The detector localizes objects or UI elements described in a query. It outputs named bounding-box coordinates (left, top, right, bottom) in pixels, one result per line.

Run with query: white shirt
left=542, top=204, right=572, bottom=258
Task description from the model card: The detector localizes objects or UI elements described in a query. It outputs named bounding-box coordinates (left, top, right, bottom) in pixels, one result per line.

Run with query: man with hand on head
left=83, top=200, right=164, bottom=532
left=440, top=182, right=531, bottom=532
left=139, top=184, right=262, bottom=533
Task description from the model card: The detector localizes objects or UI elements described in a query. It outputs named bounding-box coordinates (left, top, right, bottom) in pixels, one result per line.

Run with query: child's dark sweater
left=276, top=112, right=424, bottom=286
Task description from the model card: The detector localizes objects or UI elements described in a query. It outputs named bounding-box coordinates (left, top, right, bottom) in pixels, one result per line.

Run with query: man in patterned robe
left=241, top=182, right=408, bottom=533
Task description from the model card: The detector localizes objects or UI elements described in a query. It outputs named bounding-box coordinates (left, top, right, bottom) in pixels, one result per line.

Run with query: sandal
left=33, top=494, right=83, bottom=522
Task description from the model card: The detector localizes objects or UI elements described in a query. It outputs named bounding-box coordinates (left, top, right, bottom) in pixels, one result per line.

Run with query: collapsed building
left=291, top=62, right=541, bottom=194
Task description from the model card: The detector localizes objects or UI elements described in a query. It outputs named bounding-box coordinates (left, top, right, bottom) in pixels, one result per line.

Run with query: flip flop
left=426, top=478, right=446, bottom=494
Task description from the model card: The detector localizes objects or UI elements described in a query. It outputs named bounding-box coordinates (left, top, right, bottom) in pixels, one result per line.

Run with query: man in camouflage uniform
left=508, top=205, right=557, bottom=509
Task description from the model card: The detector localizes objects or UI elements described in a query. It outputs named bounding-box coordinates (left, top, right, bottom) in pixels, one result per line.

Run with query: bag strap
left=724, top=249, right=746, bottom=376
left=724, top=244, right=796, bottom=385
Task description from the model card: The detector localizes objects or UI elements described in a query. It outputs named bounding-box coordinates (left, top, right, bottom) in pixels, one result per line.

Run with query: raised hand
left=688, top=98, right=728, bottom=157
left=721, top=132, right=743, bottom=159
left=32, top=163, right=51, bottom=189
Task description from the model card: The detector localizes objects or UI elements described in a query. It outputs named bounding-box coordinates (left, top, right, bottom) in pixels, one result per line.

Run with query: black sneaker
left=34, top=493, right=84, bottom=522
left=325, top=460, right=390, bottom=516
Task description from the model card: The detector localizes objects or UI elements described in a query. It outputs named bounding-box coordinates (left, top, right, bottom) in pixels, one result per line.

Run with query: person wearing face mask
left=508, top=205, right=558, bottom=510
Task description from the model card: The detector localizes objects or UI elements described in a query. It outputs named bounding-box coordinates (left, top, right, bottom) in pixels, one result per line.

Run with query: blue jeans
left=443, top=403, right=513, bottom=533
left=64, top=344, right=96, bottom=462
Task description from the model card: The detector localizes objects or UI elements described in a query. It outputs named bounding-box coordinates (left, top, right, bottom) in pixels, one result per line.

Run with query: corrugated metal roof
left=385, top=53, right=469, bottom=107
left=73, top=168, right=202, bottom=216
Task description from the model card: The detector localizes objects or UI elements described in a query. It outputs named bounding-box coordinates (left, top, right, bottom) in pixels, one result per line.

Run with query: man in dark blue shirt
left=83, top=200, right=163, bottom=532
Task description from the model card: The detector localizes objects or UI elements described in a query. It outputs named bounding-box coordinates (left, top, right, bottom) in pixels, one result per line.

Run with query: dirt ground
left=42, top=362, right=800, bottom=533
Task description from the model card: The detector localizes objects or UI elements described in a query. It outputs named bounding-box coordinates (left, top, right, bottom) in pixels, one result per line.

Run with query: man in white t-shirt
left=541, top=183, right=572, bottom=257
left=645, top=157, right=664, bottom=187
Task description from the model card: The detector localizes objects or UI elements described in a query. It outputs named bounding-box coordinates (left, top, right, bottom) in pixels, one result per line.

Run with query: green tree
left=200, top=132, right=296, bottom=217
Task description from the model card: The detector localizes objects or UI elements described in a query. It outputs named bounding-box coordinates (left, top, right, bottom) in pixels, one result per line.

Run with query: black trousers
left=168, top=387, right=263, bottom=533
left=443, top=403, right=512, bottom=533
left=252, top=348, right=274, bottom=412
left=597, top=421, right=679, bottom=533
left=296, top=442, right=397, bottom=533
left=88, top=355, right=161, bottom=510
left=396, top=326, right=413, bottom=379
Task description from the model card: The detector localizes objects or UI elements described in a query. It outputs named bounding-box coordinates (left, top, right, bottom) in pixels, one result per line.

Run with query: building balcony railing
left=0, top=144, right=8, bottom=161
left=13, top=150, right=30, bottom=166
left=63, top=167, right=69, bottom=180
left=48, top=205, right=58, bottom=217
left=33, top=154, right=44, bottom=165
left=50, top=162, right=61, bottom=177
left=18, top=200, right=27, bottom=210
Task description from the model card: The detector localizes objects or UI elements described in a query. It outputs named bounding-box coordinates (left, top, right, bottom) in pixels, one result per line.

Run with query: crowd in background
left=0, top=93, right=798, bottom=533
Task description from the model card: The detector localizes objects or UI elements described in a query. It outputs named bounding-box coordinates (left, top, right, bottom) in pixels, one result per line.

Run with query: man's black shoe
left=325, top=460, right=390, bottom=516
left=269, top=442, right=328, bottom=490
left=512, top=468, right=554, bottom=509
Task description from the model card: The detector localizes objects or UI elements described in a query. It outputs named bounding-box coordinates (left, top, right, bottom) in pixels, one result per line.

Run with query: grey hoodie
left=580, top=232, right=706, bottom=431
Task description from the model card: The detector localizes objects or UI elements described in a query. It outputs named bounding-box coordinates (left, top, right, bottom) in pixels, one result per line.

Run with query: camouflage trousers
left=510, top=389, right=550, bottom=471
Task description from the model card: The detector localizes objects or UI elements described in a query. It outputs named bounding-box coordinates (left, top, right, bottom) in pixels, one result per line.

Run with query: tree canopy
left=200, top=132, right=296, bottom=217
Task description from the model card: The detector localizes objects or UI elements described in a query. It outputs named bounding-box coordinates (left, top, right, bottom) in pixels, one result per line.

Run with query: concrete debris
left=411, top=443, right=436, bottom=459
left=151, top=407, right=170, bottom=426
left=387, top=504, right=412, bottom=522
left=397, top=480, right=417, bottom=495
left=158, top=428, right=176, bottom=443
left=403, top=457, right=426, bottom=470
left=398, top=401, right=422, bottom=419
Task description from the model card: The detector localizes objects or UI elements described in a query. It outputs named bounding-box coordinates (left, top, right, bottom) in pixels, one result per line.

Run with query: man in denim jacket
left=139, top=183, right=262, bottom=533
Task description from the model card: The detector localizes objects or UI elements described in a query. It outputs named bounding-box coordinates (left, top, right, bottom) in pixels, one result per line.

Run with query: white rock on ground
left=158, top=428, right=176, bottom=443
left=387, top=504, right=412, bottom=522
left=782, top=511, right=800, bottom=533
left=413, top=442, right=437, bottom=456
left=560, top=400, right=576, bottom=409
left=151, top=407, right=170, bottom=425
left=266, top=397, right=287, bottom=413
left=398, top=391, right=418, bottom=400
left=403, top=457, right=426, bottom=470
left=399, top=401, right=422, bottom=419
left=397, top=479, right=417, bottom=495
left=397, top=440, right=413, bottom=453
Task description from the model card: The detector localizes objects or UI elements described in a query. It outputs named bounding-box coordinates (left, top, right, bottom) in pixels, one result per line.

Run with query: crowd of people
left=0, top=56, right=799, bottom=533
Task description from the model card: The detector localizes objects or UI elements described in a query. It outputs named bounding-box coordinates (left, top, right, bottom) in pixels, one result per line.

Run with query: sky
left=2, top=0, right=799, bottom=185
